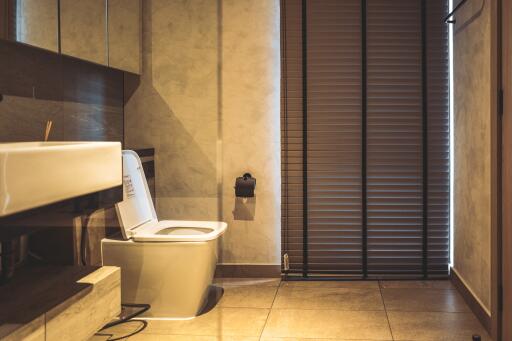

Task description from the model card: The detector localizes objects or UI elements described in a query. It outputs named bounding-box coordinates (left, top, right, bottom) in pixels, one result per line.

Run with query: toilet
left=101, top=150, right=227, bottom=319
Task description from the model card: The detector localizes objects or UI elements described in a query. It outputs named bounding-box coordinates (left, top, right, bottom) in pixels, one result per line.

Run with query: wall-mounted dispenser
left=235, top=173, right=256, bottom=198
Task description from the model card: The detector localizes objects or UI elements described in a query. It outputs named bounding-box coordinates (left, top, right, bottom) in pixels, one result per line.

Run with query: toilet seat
left=131, top=219, right=227, bottom=242
left=115, top=150, right=227, bottom=242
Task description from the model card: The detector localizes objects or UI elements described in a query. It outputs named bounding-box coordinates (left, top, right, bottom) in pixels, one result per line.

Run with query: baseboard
left=215, top=264, right=281, bottom=278
left=450, top=268, right=492, bottom=334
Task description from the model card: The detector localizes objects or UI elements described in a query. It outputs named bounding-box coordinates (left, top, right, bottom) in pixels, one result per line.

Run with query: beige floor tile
left=88, top=335, right=111, bottom=341
left=137, top=307, right=269, bottom=337
left=382, top=288, right=470, bottom=312
left=281, top=280, right=379, bottom=289
left=260, top=337, right=392, bottom=341
left=129, top=334, right=259, bottom=340
left=387, top=311, right=491, bottom=340
left=216, top=285, right=278, bottom=308
left=380, top=280, right=454, bottom=290
left=213, top=278, right=281, bottom=287
left=274, top=286, right=384, bottom=311
left=261, top=309, right=392, bottom=340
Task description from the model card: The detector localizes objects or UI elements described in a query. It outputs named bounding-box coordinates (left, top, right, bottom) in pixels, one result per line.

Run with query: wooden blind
left=0, top=0, right=6, bottom=39
left=426, top=0, right=450, bottom=276
left=281, top=0, right=450, bottom=278
left=4, top=0, right=16, bottom=41
left=281, top=0, right=305, bottom=275
left=366, top=0, right=424, bottom=275
left=0, top=0, right=14, bottom=40
left=306, top=0, right=362, bottom=275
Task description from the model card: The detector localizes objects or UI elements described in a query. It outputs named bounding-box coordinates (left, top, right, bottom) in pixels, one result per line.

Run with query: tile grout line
left=256, top=306, right=475, bottom=314
left=258, top=281, right=282, bottom=341
left=379, top=280, right=396, bottom=341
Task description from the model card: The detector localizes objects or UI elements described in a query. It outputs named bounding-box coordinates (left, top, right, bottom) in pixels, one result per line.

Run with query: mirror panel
left=60, top=0, right=107, bottom=66
left=1, top=0, right=142, bottom=72
left=0, top=0, right=58, bottom=53
left=108, top=0, right=141, bottom=74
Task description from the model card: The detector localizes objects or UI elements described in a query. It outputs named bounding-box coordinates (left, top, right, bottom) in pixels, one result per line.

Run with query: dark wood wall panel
left=0, top=40, right=123, bottom=143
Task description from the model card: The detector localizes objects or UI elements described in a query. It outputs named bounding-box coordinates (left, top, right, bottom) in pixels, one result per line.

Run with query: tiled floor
left=91, top=278, right=490, bottom=341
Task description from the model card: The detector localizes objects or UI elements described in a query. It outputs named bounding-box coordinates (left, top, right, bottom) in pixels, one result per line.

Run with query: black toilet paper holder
left=235, top=173, right=256, bottom=198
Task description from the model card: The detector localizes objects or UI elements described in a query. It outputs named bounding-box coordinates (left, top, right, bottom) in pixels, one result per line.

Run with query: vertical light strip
left=15, top=0, right=21, bottom=41
left=449, top=0, right=455, bottom=267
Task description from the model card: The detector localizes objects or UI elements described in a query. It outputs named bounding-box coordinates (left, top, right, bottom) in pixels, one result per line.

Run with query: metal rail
left=443, top=0, right=470, bottom=23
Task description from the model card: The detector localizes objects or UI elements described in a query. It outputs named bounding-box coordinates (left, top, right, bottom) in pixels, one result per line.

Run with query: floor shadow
left=198, top=285, right=224, bottom=316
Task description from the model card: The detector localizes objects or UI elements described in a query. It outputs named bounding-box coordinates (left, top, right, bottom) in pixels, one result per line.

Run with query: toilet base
left=101, top=237, right=218, bottom=319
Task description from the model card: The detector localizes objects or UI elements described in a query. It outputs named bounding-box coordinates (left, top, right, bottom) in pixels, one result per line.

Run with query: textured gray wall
left=125, top=0, right=281, bottom=265
left=453, top=0, right=492, bottom=311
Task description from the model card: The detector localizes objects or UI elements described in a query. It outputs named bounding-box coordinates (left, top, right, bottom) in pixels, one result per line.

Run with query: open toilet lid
left=115, top=150, right=157, bottom=239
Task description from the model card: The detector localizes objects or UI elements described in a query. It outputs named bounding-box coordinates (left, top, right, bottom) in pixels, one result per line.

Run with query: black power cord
left=80, top=216, right=89, bottom=266
left=95, top=303, right=150, bottom=341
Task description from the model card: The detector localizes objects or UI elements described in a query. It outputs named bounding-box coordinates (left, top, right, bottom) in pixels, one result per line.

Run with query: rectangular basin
left=0, top=142, right=122, bottom=217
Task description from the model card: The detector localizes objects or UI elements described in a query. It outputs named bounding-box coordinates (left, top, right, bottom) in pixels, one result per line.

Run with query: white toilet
left=101, top=150, right=227, bottom=319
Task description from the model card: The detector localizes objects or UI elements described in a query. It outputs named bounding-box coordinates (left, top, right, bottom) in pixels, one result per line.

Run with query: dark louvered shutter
left=7, top=0, right=16, bottom=41
left=281, top=0, right=305, bottom=275
left=366, top=0, right=424, bottom=276
left=0, top=0, right=15, bottom=40
left=426, top=0, right=450, bottom=277
left=0, top=1, right=5, bottom=39
left=306, top=0, right=363, bottom=276
left=281, top=0, right=450, bottom=278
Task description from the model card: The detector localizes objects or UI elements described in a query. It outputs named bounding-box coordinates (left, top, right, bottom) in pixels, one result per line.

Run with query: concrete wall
left=125, top=0, right=281, bottom=266
left=453, top=0, right=491, bottom=312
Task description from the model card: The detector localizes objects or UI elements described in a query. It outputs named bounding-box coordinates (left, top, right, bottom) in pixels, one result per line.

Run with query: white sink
left=0, top=142, right=122, bottom=217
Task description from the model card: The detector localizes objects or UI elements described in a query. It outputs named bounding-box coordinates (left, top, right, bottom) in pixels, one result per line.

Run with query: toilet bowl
left=101, top=150, right=227, bottom=319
